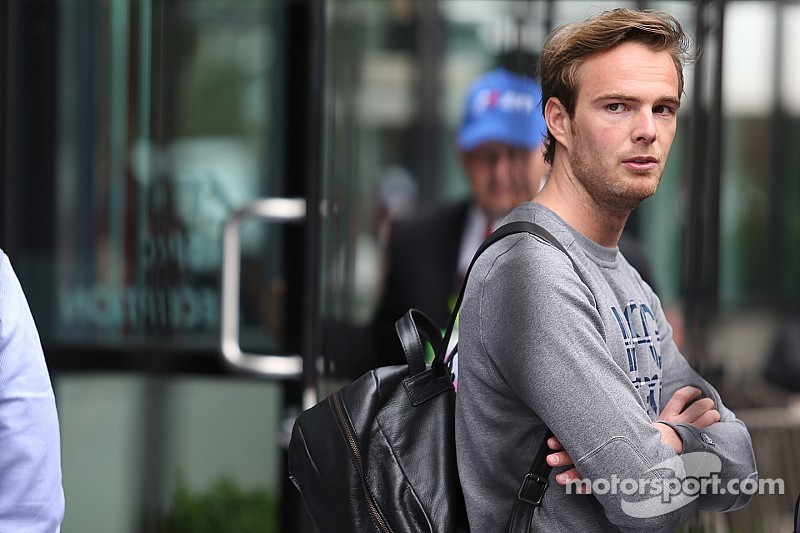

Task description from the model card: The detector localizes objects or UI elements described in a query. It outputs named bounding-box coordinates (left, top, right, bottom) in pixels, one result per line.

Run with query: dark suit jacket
left=371, top=200, right=471, bottom=368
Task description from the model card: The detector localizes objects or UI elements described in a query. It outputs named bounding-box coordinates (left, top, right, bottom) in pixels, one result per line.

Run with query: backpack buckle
left=517, top=473, right=548, bottom=506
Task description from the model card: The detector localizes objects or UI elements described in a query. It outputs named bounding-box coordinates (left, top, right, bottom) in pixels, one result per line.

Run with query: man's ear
left=545, top=97, right=570, bottom=150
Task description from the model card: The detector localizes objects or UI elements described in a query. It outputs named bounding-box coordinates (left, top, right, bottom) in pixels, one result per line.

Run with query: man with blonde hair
left=456, top=9, right=756, bottom=531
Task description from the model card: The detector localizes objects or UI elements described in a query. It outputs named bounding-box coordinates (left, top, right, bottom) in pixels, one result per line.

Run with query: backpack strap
left=436, top=220, right=594, bottom=521
left=435, top=220, right=590, bottom=365
left=508, top=432, right=553, bottom=529
left=396, top=308, right=443, bottom=377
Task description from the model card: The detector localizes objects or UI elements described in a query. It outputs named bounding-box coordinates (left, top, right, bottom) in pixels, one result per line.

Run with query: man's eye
left=654, top=105, right=676, bottom=115
left=607, top=103, right=626, bottom=113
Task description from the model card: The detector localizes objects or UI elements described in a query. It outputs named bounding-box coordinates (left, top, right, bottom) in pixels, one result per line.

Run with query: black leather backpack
left=288, top=222, right=584, bottom=532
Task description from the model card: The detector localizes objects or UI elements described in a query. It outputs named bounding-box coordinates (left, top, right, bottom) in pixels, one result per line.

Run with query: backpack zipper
left=332, top=391, right=390, bottom=533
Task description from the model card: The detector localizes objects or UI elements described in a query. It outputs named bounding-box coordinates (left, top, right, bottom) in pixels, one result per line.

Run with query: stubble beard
left=570, top=137, right=662, bottom=216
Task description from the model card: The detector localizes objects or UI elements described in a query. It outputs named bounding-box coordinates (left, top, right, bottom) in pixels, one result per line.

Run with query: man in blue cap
left=456, top=68, right=549, bottom=242
left=370, top=68, right=548, bottom=367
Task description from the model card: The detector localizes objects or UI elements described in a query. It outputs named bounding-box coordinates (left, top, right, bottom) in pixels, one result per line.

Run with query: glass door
left=2, top=0, right=318, bottom=531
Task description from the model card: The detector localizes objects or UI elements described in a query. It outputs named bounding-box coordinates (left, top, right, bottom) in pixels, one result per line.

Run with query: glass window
left=40, top=0, right=288, bottom=355
left=4, top=1, right=299, bottom=531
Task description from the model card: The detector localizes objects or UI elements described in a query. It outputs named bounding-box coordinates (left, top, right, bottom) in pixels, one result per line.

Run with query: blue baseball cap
left=457, top=68, right=546, bottom=151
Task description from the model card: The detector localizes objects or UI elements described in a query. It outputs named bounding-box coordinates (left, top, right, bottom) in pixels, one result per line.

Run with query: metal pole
left=683, top=0, right=710, bottom=367
left=414, top=0, right=443, bottom=204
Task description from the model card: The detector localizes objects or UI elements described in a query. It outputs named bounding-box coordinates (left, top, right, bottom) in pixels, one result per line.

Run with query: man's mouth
left=622, top=156, right=658, bottom=171
left=624, top=156, right=657, bottom=163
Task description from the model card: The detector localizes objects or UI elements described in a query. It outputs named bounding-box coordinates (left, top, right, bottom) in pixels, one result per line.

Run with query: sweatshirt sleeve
left=473, top=234, right=723, bottom=531
left=0, top=251, right=65, bottom=532
left=646, top=284, right=758, bottom=513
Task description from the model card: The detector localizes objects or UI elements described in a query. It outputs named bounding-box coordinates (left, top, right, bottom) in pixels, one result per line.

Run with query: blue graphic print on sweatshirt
left=612, top=299, right=663, bottom=416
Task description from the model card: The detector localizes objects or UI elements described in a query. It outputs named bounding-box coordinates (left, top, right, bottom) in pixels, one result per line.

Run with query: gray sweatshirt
left=455, top=203, right=757, bottom=532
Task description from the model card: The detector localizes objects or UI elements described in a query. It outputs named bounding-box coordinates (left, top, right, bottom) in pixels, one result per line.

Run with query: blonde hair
left=538, top=8, right=695, bottom=164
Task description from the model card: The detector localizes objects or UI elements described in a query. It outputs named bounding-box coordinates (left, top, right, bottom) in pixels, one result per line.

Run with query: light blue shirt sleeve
left=0, top=250, right=65, bottom=532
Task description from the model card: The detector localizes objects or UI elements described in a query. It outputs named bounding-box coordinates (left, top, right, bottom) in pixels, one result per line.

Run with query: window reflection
left=50, top=0, right=283, bottom=348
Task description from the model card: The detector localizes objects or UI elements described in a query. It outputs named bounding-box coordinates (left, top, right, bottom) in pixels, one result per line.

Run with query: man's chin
left=609, top=191, right=654, bottom=213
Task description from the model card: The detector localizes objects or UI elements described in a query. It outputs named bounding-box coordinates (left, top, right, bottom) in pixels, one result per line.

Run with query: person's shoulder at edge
left=0, top=247, right=66, bottom=532
left=0, top=249, right=18, bottom=303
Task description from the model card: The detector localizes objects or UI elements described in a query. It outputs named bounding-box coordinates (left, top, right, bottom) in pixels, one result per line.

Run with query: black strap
left=395, top=308, right=443, bottom=377
left=794, top=491, right=799, bottom=533
left=430, top=220, right=593, bottom=522
left=506, top=429, right=555, bottom=532
left=434, top=221, right=591, bottom=364
left=517, top=429, right=554, bottom=506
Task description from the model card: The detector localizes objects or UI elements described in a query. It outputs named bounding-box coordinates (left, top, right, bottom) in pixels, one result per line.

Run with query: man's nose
left=633, top=111, right=657, bottom=144
left=488, top=150, right=512, bottom=174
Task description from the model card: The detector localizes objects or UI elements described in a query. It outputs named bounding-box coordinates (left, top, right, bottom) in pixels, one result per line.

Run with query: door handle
left=220, top=198, right=306, bottom=378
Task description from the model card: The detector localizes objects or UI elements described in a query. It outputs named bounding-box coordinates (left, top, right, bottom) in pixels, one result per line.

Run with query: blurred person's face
left=461, top=142, right=546, bottom=220
left=548, top=42, right=680, bottom=214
